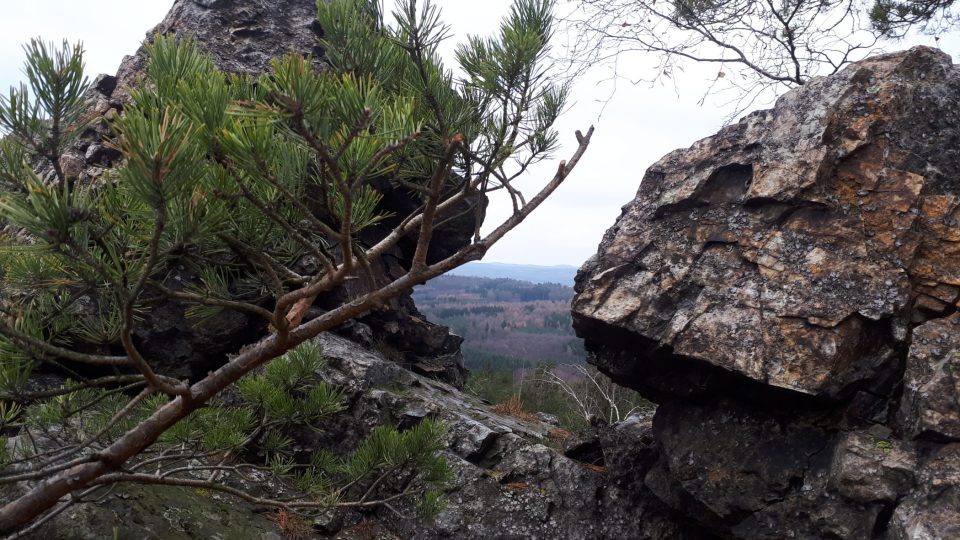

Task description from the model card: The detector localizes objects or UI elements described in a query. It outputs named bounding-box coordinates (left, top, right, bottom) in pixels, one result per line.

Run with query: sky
left=1, top=0, right=957, bottom=267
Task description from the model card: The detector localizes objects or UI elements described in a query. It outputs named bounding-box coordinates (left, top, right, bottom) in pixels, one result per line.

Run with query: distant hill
left=412, top=274, right=584, bottom=370
left=448, top=262, right=578, bottom=286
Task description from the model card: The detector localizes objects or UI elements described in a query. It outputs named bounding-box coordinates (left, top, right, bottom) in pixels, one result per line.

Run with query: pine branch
left=88, top=472, right=422, bottom=510
left=412, top=134, right=463, bottom=270
left=147, top=280, right=275, bottom=322
left=0, top=375, right=145, bottom=401
left=0, top=321, right=130, bottom=366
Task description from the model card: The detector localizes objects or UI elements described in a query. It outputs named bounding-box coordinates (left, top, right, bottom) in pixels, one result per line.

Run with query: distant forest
left=448, top=261, right=578, bottom=285
left=413, top=275, right=649, bottom=430
left=412, top=275, right=585, bottom=371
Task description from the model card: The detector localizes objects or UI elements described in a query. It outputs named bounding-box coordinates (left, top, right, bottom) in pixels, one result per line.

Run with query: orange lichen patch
left=919, top=194, right=958, bottom=222
left=912, top=242, right=960, bottom=286
left=858, top=171, right=923, bottom=246
left=266, top=509, right=313, bottom=540
left=838, top=115, right=873, bottom=153
left=772, top=314, right=877, bottom=392
left=874, top=169, right=923, bottom=210
left=547, top=428, right=572, bottom=442
left=834, top=144, right=886, bottom=195
left=920, top=198, right=960, bottom=242
left=504, top=482, right=530, bottom=491
left=582, top=463, right=606, bottom=474
left=491, top=397, right=538, bottom=423
left=911, top=196, right=960, bottom=284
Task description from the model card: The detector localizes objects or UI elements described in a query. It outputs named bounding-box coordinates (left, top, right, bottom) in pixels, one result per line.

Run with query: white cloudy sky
left=1, top=0, right=956, bottom=266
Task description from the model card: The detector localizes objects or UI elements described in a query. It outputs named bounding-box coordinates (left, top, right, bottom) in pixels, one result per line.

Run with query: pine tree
left=0, top=0, right=593, bottom=533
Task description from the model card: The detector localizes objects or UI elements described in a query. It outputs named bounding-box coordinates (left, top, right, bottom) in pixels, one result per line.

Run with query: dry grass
left=491, top=396, right=538, bottom=422
left=547, top=428, right=572, bottom=442
left=338, top=521, right=378, bottom=540
left=266, top=508, right=314, bottom=539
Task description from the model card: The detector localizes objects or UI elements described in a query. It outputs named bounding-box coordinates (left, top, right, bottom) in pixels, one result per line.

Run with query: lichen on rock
left=574, top=46, right=960, bottom=538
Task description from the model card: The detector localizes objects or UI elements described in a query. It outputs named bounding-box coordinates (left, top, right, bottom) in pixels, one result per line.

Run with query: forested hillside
left=413, top=274, right=585, bottom=370
left=448, top=261, right=578, bottom=285
left=413, top=274, right=649, bottom=429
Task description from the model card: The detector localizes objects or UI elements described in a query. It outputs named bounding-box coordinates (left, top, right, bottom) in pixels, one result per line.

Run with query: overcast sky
left=1, top=1, right=956, bottom=267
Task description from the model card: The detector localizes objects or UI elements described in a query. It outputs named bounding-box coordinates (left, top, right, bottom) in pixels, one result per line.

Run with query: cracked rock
left=574, top=46, right=960, bottom=539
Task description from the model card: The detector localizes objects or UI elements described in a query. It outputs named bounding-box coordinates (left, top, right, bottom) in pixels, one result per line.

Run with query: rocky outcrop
left=313, top=334, right=696, bottom=540
left=28, top=334, right=695, bottom=540
left=57, top=0, right=469, bottom=384
left=573, top=46, right=960, bottom=538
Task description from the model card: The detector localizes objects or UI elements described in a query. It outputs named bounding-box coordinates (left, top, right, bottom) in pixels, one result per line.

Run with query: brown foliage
left=266, top=509, right=314, bottom=539
left=491, top=396, right=538, bottom=423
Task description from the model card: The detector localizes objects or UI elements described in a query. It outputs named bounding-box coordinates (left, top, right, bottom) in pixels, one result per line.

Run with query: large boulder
left=573, top=47, right=960, bottom=538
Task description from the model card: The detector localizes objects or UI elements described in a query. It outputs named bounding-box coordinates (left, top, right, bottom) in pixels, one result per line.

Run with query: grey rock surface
left=898, top=314, right=960, bottom=440
left=21, top=484, right=282, bottom=540
left=24, top=333, right=693, bottom=539
left=888, top=444, right=960, bottom=539
left=312, top=334, right=697, bottom=540
left=573, top=46, right=960, bottom=539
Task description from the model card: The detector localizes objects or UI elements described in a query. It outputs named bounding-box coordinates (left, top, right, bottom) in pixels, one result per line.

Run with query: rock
left=649, top=399, right=887, bottom=538
left=308, top=334, right=696, bottom=539
left=535, top=412, right=560, bottom=426
left=132, top=276, right=265, bottom=379
left=888, top=444, right=960, bottom=539
left=313, top=507, right=344, bottom=535
left=897, top=314, right=960, bottom=440
left=91, top=74, right=117, bottom=97
left=828, top=429, right=916, bottom=504
left=562, top=427, right=603, bottom=465
left=58, top=152, right=85, bottom=180
left=22, top=484, right=282, bottom=539
left=113, top=0, right=327, bottom=99
left=574, top=46, right=959, bottom=401
left=83, top=143, right=121, bottom=166
left=573, top=47, right=960, bottom=539
left=450, top=419, right=502, bottom=463
left=194, top=0, right=232, bottom=8
left=355, top=294, right=470, bottom=387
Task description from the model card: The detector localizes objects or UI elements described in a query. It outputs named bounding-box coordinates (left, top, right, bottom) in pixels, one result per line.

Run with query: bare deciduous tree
left=560, top=0, right=957, bottom=109
left=533, top=364, right=650, bottom=425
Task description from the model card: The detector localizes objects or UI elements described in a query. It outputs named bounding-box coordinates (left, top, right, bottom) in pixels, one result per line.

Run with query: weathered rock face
left=28, top=334, right=694, bottom=540
left=573, top=47, right=960, bottom=538
left=116, top=0, right=327, bottom=89
left=311, top=334, right=697, bottom=540
left=898, top=313, right=960, bottom=441
left=59, top=0, right=469, bottom=384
